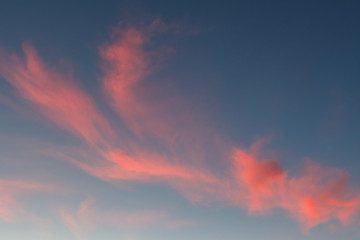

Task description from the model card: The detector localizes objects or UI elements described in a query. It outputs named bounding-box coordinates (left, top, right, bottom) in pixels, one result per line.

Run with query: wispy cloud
left=0, top=178, right=54, bottom=223
left=58, top=195, right=190, bottom=239
left=0, top=20, right=359, bottom=235
left=231, top=144, right=360, bottom=232
left=0, top=43, right=114, bottom=147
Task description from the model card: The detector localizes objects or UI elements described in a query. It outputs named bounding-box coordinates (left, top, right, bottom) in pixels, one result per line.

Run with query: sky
left=0, top=1, right=360, bottom=239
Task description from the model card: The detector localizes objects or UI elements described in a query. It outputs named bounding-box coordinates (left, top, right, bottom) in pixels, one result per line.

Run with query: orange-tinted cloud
left=232, top=148, right=286, bottom=211
left=64, top=137, right=360, bottom=231
left=0, top=43, right=114, bottom=146
left=99, top=21, right=213, bottom=164
left=79, top=22, right=360, bottom=231
left=67, top=137, right=360, bottom=231
left=99, top=26, right=156, bottom=138
left=1, top=23, right=360, bottom=234
left=231, top=146, right=360, bottom=231
left=67, top=147, right=224, bottom=205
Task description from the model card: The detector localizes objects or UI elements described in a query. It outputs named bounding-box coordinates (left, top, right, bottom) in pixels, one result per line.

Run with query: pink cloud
left=69, top=140, right=360, bottom=231
left=0, top=178, right=53, bottom=223
left=58, top=195, right=184, bottom=238
left=99, top=21, right=214, bottom=164
left=1, top=21, right=359, bottom=234
left=0, top=43, right=114, bottom=146
left=66, top=147, right=224, bottom=205
left=231, top=145, right=360, bottom=231
left=99, top=26, right=156, bottom=137
left=98, top=22, right=360, bottom=231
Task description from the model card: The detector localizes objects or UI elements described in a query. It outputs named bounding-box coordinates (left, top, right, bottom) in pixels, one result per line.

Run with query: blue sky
left=0, top=1, right=360, bottom=239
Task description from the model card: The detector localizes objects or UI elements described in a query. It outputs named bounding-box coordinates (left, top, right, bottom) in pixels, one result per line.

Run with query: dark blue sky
left=0, top=1, right=360, bottom=239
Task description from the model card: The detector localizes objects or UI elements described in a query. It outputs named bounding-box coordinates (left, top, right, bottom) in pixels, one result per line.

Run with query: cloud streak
left=97, top=23, right=360, bottom=230
left=59, top=195, right=190, bottom=239
left=1, top=21, right=359, bottom=234
left=0, top=43, right=114, bottom=146
left=0, top=178, right=54, bottom=223
left=99, top=22, right=214, bottom=166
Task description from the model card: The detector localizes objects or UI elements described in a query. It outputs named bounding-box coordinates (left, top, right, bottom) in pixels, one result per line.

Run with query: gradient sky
left=1, top=1, right=360, bottom=239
